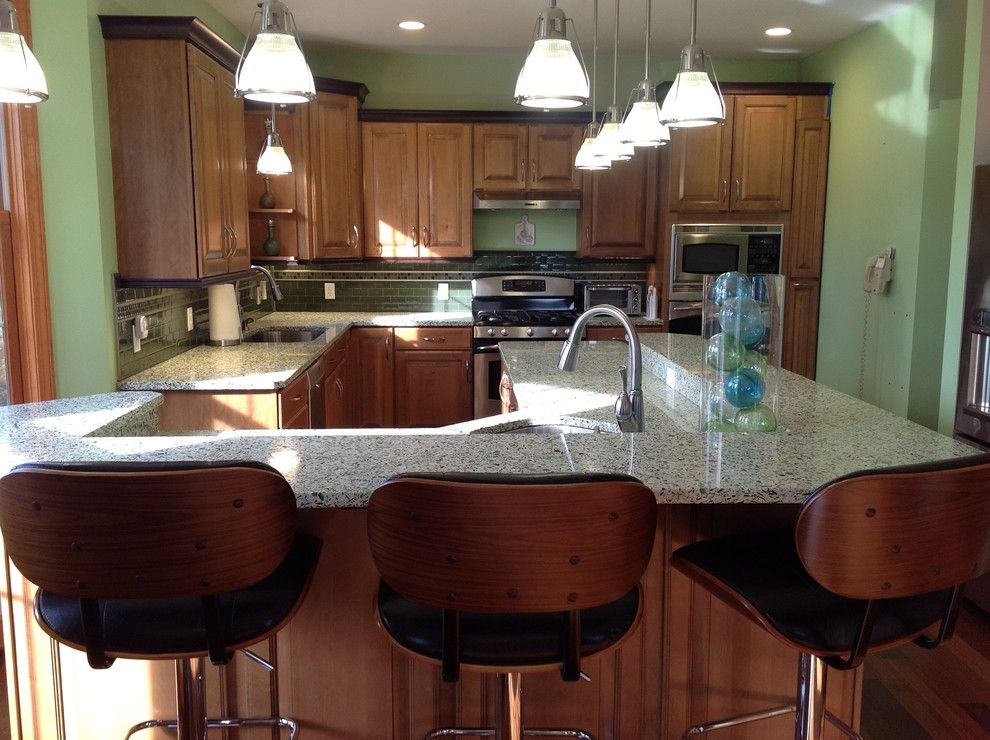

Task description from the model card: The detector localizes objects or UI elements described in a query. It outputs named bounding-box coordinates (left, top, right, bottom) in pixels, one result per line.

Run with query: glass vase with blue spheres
left=701, top=271, right=784, bottom=433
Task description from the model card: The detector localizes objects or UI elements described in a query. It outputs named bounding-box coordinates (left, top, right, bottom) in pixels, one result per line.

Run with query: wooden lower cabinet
left=352, top=327, right=395, bottom=427
left=782, top=279, right=821, bottom=380
left=394, top=349, right=472, bottom=426
left=0, top=505, right=861, bottom=739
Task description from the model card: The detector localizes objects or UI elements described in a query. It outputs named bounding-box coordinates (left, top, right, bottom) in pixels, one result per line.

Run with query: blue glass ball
left=723, top=368, right=765, bottom=409
left=710, top=271, right=753, bottom=306
left=719, top=296, right=765, bottom=348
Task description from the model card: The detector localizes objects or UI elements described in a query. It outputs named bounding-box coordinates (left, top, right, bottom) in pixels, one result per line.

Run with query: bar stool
left=0, top=461, right=321, bottom=739
left=367, top=473, right=657, bottom=740
left=670, top=453, right=990, bottom=740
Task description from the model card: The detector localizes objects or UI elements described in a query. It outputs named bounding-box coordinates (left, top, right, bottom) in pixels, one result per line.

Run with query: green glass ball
left=705, top=418, right=736, bottom=432
left=734, top=404, right=777, bottom=432
left=741, top=349, right=768, bottom=377
left=705, top=333, right=743, bottom=372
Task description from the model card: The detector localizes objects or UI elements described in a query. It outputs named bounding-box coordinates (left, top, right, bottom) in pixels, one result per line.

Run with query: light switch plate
left=437, top=282, right=449, bottom=301
left=324, top=283, right=336, bottom=300
left=258, top=283, right=267, bottom=302
left=186, top=307, right=194, bottom=332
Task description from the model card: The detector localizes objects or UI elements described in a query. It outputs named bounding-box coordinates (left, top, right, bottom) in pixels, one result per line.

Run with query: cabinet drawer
left=393, top=327, right=471, bottom=350
left=278, top=373, right=309, bottom=427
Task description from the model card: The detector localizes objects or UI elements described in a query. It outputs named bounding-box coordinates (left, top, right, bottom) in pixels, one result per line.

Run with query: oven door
left=474, top=345, right=504, bottom=419
left=667, top=300, right=703, bottom=335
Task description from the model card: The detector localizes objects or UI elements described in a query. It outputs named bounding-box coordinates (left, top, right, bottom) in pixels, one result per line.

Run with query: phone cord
left=858, top=292, right=871, bottom=400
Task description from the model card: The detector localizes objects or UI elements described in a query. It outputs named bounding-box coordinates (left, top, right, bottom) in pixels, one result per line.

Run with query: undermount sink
left=503, top=423, right=608, bottom=434
left=243, top=327, right=327, bottom=343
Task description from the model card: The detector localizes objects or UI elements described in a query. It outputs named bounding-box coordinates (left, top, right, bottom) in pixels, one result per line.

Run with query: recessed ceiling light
left=399, top=20, right=425, bottom=31
left=765, top=27, right=792, bottom=37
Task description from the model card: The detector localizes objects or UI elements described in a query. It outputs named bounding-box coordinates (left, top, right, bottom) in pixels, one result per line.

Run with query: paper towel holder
left=206, top=283, right=243, bottom=347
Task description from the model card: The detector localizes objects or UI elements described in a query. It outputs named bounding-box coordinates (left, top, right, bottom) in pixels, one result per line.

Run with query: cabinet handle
left=520, top=160, right=526, bottom=179
left=466, top=359, right=471, bottom=384
left=530, top=160, right=536, bottom=179
left=336, top=377, right=343, bottom=396
left=421, top=336, right=445, bottom=343
left=422, top=226, right=431, bottom=247
left=411, top=225, right=419, bottom=246
left=720, top=179, right=727, bottom=202
left=735, top=179, right=741, bottom=202
left=352, top=224, right=359, bottom=249
left=230, top=226, right=238, bottom=256
left=291, top=394, right=303, bottom=402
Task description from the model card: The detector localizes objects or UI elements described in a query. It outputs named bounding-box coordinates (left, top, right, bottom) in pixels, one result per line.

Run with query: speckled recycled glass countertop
left=116, top=311, right=665, bottom=392
left=4, top=333, right=976, bottom=508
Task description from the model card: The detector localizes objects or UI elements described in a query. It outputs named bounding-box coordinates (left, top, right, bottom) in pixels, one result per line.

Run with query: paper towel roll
left=207, top=283, right=241, bottom=345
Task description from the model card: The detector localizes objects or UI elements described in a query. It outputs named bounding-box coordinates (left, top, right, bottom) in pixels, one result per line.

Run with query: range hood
left=473, top=189, right=581, bottom=210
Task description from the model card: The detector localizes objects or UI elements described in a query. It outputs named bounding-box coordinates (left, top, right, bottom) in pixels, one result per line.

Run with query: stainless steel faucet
left=250, top=264, right=283, bottom=301
left=557, top=305, right=644, bottom=432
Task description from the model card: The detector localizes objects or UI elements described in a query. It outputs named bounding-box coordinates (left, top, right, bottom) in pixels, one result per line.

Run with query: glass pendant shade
left=0, top=2, right=47, bottom=104
left=574, top=123, right=611, bottom=170
left=620, top=84, right=669, bottom=146
left=592, top=106, right=634, bottom=161
left=514, top=2, right=589, bottom=109
left=235, top=0, right=315, bottom=104
left=659, top=66, right=724, bottom=127
left=257, top=131, right=292, bottom=176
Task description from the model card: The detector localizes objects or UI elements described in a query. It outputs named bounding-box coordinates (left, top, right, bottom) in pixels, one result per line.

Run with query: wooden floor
left=861, top=603, right=990, bottom=740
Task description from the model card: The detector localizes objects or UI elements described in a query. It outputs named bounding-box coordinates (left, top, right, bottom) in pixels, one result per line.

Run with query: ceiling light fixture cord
left=592, top=0, right=598, bottom=123
left=611, top=0, right=619, bottom=107
left=643, top=0, right=651, bottom=80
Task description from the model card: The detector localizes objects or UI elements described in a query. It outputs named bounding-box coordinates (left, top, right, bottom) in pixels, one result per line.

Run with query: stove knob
left=526, top=328, right=534, bottom=337
left=564, top=328, right=570, bottom=336
left=550, top=328, right=559, bottom=337
left=500, top=328, right=508, bottom=337
left=487, top=328, right=495, bottom=337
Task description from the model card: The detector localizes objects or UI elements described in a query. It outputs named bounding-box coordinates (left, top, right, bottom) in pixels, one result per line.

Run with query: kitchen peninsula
left=0, top=327, right=973, bottom=739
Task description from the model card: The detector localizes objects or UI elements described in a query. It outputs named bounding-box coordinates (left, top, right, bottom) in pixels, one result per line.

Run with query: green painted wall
left=474, top=211, right=577, bottom=252
left=29, top=0, right=244, bottom=398
left=799, top=0, right=968, bottom=429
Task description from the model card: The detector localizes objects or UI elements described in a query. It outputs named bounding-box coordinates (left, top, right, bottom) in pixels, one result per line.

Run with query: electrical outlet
left=186, top=307, right=194, bottom=332
left=258, top=282, right=267, bottom=303
left=324, top=282, right=336, bottom=300
left=437, top=282, right=449, bottom=301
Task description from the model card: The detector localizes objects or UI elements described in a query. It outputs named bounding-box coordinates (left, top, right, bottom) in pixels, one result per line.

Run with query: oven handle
left=474, top=344, right=501, bottom=353
left=668, top=301, right=704, bottom=319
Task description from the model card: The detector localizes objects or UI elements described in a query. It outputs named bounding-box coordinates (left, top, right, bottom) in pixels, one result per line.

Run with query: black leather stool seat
left=36, top=534, right=320, bottom=660
left=674, top=528, right=953, bottom=656
left=378, top=581, right=640, bottom=668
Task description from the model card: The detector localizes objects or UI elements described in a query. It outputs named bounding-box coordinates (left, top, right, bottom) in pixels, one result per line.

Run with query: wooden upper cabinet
left=579, top=149, right=660, bottom=259
left=474, top=124, right=527, bottom=190
left=786, top=115, right=830, bottom=279
left=310, top=92, right=363, bottom=260
left=362, top=122, right=472, bottom=259
left=731, top=96, right=796, bottom=212
left=668, top=95, right=797, bottom=213
left=105, top=37, right=249, bottom=281
left=474, top=123, right=582, bottom=191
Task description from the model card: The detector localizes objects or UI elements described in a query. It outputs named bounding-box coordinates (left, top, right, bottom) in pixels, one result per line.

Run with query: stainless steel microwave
left=582, top=283, right=643, bottom=315
left=670, top=224, right=783, bottom=302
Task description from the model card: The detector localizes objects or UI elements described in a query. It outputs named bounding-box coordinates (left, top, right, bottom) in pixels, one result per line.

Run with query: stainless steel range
left=471, top=275, right=577, bottom=417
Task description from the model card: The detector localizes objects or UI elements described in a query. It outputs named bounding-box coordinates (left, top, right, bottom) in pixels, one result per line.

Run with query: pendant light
left=659, top=0, right=725, bottom=127
left=235, top=0, right=315, bottom=104
left=514, top=0, right=589, bottom=109
left=574, top=0, right=610, bottom=170
left=591, top=0, right=634, bottom=161
left=619, top=0, right=668, bottom=147
left=0, top=0, right=47, bottom=104
left=257, top=107, right=293, bottom=176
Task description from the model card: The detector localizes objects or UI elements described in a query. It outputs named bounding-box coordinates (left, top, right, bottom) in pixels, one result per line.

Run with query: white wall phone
left=864, top=247, right=894, bottom=294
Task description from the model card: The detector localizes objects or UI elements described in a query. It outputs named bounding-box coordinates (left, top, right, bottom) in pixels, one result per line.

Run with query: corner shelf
left=249, top=208, right=295, bottom=216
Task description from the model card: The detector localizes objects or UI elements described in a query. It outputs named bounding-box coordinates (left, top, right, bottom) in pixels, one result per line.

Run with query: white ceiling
left=204, top=0, right=921, bottom=59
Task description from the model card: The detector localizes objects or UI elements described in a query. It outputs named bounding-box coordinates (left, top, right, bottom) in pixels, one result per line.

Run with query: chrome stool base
left=424, top=673, right=593, bottom=740
left=682, top=654, right=862, bottom=740
left=124, top=654, right=300, bottom=740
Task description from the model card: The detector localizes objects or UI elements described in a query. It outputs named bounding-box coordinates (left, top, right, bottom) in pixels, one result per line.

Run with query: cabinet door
left=578, top=150, right=659, bottom=259
left=730, top=96, right=796, bottom=212
left=528, top=124, right=583, bottom=190
left=278, top=373, right=310, bottom=429
left=362, top=123, right=419, bottom=258
left=186, top=46, right=230, bottom=277
left=418, top=123, right=473, bottom=258
left=395, top=350, right=473, bottom=427
left=219, top=68, right=250, bottom=273
left=325, top=358, right=351, bottom=428
left=667, top=98, right=733, bottom=212
left=310, top=93, right=363, bottom=260
left=473, top=124, right=527, bottom=190
left=352, top=327, right=394, bottom=427
left=782, top=279, right=820, bottom=380
left=786, top=116, right=830, bottom=279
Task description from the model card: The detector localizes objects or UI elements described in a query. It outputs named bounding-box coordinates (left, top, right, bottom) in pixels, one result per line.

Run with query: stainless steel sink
left=503, top=423, right=606, bottom=434
left=243, top=327, right=327, bottom=343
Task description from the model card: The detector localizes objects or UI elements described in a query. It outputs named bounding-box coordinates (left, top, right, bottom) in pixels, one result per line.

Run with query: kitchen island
left=0, top=332, right=975, bottom=739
